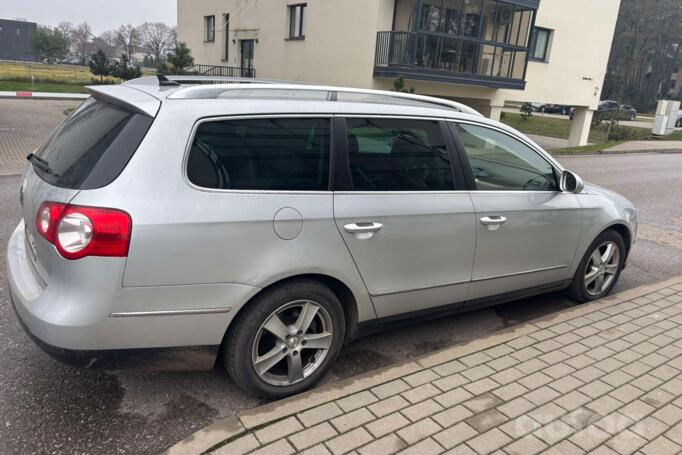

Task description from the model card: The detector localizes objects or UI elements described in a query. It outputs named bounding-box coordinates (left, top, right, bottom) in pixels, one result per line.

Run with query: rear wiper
left=27, top=153, right=59, bottom=177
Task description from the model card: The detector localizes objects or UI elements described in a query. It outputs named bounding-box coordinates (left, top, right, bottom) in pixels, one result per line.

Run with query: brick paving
left=0, top=99, right=79, bottom=175
left=194, top=279, right=682, bottom=455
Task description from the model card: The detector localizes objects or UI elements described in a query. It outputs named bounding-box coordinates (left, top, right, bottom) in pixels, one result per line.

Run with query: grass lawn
left=500, top=112, right=654, bottom=143
left=0, top=61, right=157, bottom=94
left=0, top=80, right=88, bottom=94
left=0, top=61, right=120, bottom=84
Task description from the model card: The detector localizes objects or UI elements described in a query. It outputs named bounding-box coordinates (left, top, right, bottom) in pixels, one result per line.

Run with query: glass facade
left=375, top=0, right=538, bottom=88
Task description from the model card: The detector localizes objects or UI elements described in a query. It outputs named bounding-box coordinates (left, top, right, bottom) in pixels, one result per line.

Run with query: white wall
left=499, top=0, right=621, bottom=110
left=178, top=0, right=393, bottom=87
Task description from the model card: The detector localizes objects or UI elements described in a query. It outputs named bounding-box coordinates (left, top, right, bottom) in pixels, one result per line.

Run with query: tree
left=56, top=21, right=73, bottom=40
left=89, top=49, right=111, bottom=82
left=114, top=24, right=140, bottom=60
left=111, top=53, right=142, bottom=80
left=140, top=22, right=173, bottom=65
left=71, top=22, right=93, bottom=65
left=604, top=0, right=682, bottom=111
left=166, top=42, right=194, bottom=74
left=31, top=26, right=69, bottom=63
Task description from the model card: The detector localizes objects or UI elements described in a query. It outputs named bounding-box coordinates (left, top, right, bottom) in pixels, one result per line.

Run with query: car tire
left=567, top=230, right=626, bottom=303
left=223, top=279, right=345, bottom=399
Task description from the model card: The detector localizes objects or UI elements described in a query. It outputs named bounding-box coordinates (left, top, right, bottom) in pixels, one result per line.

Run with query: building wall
left=499, top=0, right=621, bottom=110
left=177, top=0, right=620, bottom=111
left=0, top=19, right=37, bottom=62
left=178, top=0, right=393, bottom=87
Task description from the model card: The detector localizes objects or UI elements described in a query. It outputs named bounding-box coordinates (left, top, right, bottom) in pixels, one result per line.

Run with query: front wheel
left=567, top=230, right=626, bottom=303
left=223, top=280, right=345, bottom=399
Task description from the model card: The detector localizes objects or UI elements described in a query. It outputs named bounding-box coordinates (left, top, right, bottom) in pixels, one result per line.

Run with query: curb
left=164, top=275, right=682, bottom=454
left=0, top=91, right=88, bottom=101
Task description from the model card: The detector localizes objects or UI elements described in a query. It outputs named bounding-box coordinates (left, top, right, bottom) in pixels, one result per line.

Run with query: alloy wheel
left=584, top=241, right=620, bottom=296
left=251, top=300, right=333, bottom=386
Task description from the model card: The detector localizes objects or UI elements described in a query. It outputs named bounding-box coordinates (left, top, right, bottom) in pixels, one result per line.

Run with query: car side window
left=455, top=123, right=559, bottom=192
left=187, top=117, right=330, bottom=191
left=346, top=118, right=455, bottom=191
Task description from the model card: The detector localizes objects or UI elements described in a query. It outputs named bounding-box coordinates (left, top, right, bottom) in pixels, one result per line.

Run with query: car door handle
left=480, top=216, right=507, bottom=231
left=344, top=222, right=383, bottom=239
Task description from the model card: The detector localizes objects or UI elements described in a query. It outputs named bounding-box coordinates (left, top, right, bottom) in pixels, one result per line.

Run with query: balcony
left=374, top=0, right=538, bottom=90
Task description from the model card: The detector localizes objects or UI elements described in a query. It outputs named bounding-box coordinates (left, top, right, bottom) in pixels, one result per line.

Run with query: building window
left=204, top=15, right=215, bottom=42
left=288, top=4, right=306, bottom=39
left=16, top=27, right=21, bottom=37
left=222, top=14, right=229, bottom=60
left=530, top=27, right=551, bottom=62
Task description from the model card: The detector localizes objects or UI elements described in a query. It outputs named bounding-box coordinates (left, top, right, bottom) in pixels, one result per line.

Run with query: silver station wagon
left=7, top=76, right=637, bottom=398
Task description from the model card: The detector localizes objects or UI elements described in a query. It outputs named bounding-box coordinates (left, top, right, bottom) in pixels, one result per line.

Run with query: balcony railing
left=185, top=64, right=256, bottom=78
left=374, top=31, right=528, bottom=90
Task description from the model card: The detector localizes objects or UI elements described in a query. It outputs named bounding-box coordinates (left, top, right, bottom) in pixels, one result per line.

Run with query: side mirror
left=561, top=170, right=584, bottom=193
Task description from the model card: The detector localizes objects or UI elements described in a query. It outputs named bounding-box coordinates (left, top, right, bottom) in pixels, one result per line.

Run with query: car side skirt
left=354, top=279, right=572, bottom=340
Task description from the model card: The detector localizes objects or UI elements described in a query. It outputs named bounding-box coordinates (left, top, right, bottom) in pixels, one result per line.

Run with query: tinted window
left=33, top=98, right=153, bottom=190
left=188, top=118, right=330, bottom=191
left=346, top=118, right=455, bottom=191
left=456, top=123, right=558, bottom=191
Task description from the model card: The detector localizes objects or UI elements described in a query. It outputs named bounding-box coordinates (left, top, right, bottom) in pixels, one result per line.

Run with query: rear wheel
left=224, top=280, right=345, bottom=399
left=567, top=230, right=626, bottom=303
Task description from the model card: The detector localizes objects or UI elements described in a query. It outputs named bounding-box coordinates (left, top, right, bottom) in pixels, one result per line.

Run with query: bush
left=392, top=75, right=415, bottom=93
left=520, top=102, right=534, bottom=121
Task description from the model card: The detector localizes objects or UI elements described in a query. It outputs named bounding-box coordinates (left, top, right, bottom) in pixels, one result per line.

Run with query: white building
left=177, top=0, right=621, bottom=146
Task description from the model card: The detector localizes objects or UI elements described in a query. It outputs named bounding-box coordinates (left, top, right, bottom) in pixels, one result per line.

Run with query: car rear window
left=187, top=117, right=330, bottom=191
left=32, top=97, right=153, bottom=190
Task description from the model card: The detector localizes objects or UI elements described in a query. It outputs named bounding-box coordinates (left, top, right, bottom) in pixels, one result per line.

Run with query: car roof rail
left=167, top=83, right=483, bottom=116
left=165, top=75, right=295, bottom=85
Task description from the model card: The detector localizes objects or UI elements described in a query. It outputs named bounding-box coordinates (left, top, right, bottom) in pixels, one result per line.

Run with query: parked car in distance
left=538, top=103, right=572, bottom=115
left=620, top=104, right=637, bottom=121
left=7, top=76, right=638, bottom=399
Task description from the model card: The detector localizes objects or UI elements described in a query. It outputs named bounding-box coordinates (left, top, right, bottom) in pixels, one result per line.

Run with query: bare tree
left=114, top=24, right=140, bottom=60
left=169, top=26, right=178, bottom=47
left=71, top=22, right=92, bottom=65
left=140, top=22, right=173, bottom=64
left=56, top=21, right=73, bottom=37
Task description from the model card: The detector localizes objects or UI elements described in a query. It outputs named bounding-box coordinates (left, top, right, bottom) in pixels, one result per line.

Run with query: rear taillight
left=35, top=202, right=132, bottom=260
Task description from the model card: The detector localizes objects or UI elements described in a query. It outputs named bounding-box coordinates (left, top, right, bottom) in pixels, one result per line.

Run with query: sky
left=3, top=0, right=177, bottom=35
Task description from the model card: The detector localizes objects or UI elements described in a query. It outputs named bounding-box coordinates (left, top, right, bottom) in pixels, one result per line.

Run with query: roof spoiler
left=86, top=85, right=161, bottom=117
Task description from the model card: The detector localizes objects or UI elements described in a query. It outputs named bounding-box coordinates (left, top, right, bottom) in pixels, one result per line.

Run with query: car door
left=450, top=122, right=582, bottom=301
left=333, top=117, right=477, bottom=318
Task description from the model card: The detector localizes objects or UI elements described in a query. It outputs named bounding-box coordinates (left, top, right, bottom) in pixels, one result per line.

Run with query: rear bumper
left=7, top=221, right=258, bottom=370
left=9, top=294, right=219, bottom=370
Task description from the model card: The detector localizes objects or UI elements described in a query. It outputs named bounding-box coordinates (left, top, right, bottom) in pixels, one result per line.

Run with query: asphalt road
left=1, top=153, right=682, bottom=454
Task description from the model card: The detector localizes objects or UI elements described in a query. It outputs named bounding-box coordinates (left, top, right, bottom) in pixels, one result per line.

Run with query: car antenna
left=157, top=74, right=181, bottom=87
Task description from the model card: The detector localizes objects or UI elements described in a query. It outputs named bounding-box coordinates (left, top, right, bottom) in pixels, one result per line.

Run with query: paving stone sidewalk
left=169, top=277, right=682, bottom=455
left=0, top=99, right=79, bottom=176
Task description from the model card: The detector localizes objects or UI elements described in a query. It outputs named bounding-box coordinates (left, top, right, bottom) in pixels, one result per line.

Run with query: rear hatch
left=21, top=87, right=158, bottom=283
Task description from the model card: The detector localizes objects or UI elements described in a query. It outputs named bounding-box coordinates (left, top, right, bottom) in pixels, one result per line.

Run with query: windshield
left=32, top=97, right=153, bottom=189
